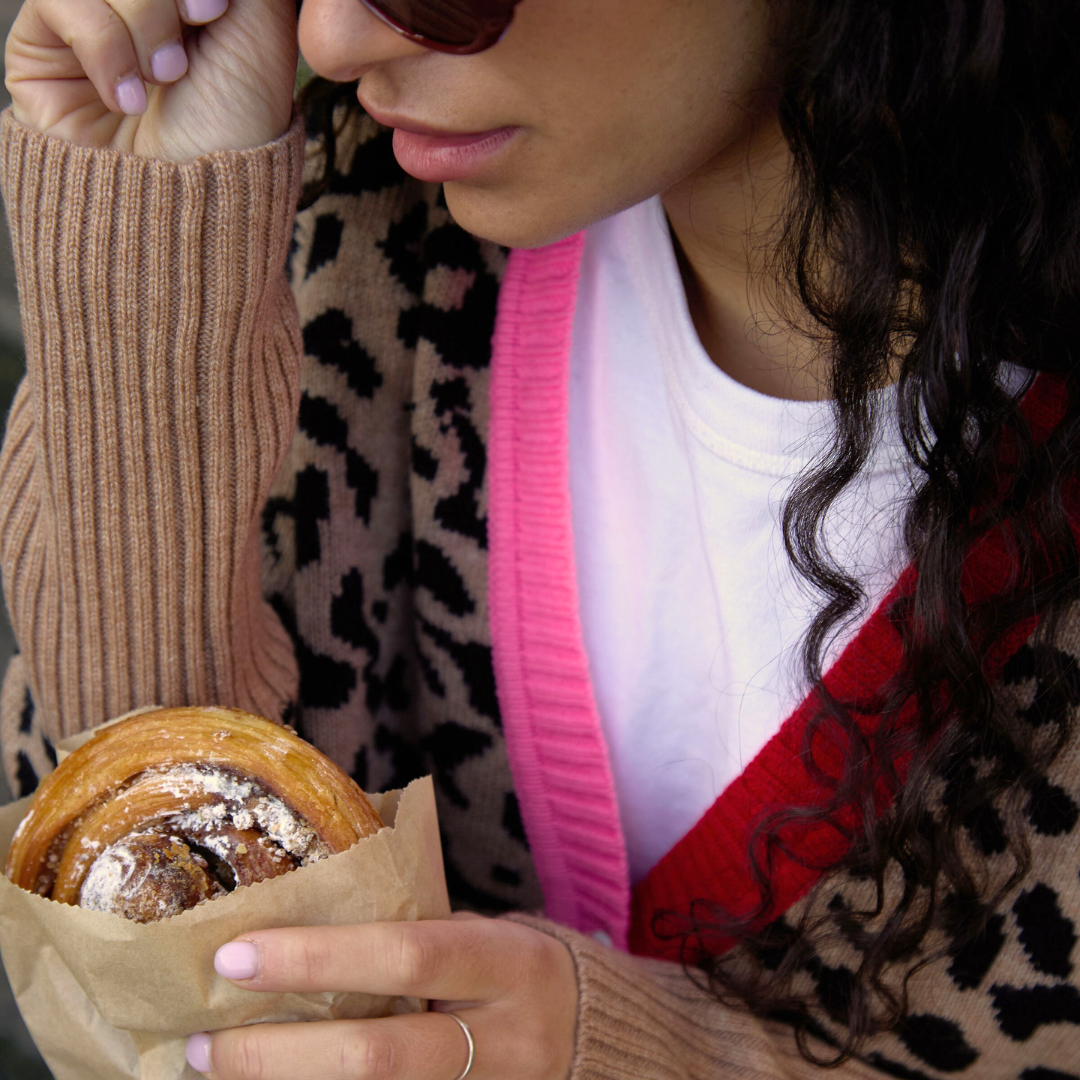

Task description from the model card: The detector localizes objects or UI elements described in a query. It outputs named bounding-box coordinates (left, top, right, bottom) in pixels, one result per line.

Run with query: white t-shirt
left=567, top=196, right=915, bottom=885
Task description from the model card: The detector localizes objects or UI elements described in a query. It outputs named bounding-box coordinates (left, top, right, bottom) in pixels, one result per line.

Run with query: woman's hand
left=185, top=912, right=579, bottom=1080
left=5, top=0, right=298, bottom=161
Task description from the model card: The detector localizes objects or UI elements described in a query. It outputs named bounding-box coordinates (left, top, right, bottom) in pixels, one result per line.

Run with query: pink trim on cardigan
left=488, top=233, right=631, bottom=949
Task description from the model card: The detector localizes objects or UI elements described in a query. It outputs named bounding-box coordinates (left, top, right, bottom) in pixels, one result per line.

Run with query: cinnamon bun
left=4, top=707, right=384, bottom=922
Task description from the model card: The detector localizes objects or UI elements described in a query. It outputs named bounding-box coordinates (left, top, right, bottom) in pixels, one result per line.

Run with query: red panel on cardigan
left=630, top=374, right=1067, bottom=961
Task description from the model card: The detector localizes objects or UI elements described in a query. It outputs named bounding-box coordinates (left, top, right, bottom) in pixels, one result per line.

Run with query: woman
left=1, top=0, right=1078, bottom=1077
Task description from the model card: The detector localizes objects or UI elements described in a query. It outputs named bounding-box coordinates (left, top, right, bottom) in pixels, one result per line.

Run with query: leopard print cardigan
left=0, top=106, right=540, bottom=918
left=0, top=106, right=1077, bottom=1079
left=260, top=111, right=543, bottom=917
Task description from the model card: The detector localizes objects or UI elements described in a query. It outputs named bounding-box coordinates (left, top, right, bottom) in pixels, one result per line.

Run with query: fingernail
left=150, top=41, right=188, bottom=83
left=114, top=75, right=147, bottom=116
left=186, top=0, right=229, bottom=21
left=186, top=1033, right=212, bottom=1074
left=215, top=940, right=260, bottom=980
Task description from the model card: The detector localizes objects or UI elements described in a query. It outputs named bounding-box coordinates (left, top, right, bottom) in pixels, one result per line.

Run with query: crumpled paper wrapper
left=0, top=722, right=450, bottom=1080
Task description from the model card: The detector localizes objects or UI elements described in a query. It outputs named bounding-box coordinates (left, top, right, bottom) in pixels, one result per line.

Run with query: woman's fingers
left=101, top=0, right=187, bottom=92
left=198, top=921, right=578, bottom=1080
left=9, top=0, right=229, bottom=118
left=215, top=918, right=563, bottom=1003
left=13, top=0, right=138, bottom=114
left=8, top=0, right=294, bottom=158
left=190, top=1011, right=481, bottom=1080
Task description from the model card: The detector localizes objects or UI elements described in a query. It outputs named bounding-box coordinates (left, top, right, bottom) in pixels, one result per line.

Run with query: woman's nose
left=298, top=0, right=428, bottom=82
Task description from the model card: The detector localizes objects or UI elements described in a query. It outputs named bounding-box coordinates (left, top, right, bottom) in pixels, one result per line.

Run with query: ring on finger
left=447, top=1013, right=476, bottom=1080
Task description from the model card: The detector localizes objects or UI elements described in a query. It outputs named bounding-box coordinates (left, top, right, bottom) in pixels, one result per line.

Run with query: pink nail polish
left=186, top=1033, right=212, bottom=1074
left=114, top=76, right=147, bottom=116
left=151, top=42, right=188, bottom=83
left=215, top=940, right=260, bottom=980
left=186, top=0, right=229, bottom=22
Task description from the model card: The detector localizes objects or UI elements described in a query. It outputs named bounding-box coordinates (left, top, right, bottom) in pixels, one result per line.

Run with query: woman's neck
left=661, top=110, right=829, bottom=403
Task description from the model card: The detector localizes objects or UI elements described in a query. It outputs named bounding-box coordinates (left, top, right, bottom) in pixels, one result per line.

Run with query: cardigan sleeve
left=0, top=109, right=306, bottom=750
left=505, top=914, right=928, bottom=1080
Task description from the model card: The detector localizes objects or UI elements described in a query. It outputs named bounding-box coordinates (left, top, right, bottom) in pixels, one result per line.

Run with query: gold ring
left=447, top=1012, right=476, bottom=1080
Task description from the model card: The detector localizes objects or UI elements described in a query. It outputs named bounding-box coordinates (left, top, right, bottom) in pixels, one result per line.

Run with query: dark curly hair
left=676, top=0, right=1080, bottom=1064
left=296, top=0, right=1080, bottom=1064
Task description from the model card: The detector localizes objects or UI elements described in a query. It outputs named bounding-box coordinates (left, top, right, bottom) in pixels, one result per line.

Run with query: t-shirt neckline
left=622, top=196, right=910, bottom=479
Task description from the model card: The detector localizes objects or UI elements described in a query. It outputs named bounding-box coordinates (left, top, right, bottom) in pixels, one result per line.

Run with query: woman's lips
left=389, top=124, right=519, bottom=183
left=358, top=100, right=519, bottom=182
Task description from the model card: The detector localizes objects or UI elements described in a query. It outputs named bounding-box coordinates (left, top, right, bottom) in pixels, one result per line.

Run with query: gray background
left=0, top=2, right=58, bottom=1075
left=0, top=0, right=21, bottom=687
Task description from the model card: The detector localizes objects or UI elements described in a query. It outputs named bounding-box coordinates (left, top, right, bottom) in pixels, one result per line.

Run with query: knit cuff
left=0, top=107, right=307, bottom=285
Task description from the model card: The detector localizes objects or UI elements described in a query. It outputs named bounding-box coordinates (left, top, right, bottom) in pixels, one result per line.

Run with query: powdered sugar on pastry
left=160, top=765, right=329, bottom=863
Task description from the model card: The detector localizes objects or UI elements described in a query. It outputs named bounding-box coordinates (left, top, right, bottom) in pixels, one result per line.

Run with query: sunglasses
left=359, top=0, right=524, bottom=54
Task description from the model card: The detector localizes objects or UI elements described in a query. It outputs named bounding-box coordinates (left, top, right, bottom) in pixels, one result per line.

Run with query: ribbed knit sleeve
left=505, top=914, right=889, bottom=1080
left=0, top=110, right=306, bottom=742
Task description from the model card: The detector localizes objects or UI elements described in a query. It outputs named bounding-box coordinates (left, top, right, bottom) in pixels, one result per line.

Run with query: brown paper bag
left=0, top=724, right=450, bottom=1080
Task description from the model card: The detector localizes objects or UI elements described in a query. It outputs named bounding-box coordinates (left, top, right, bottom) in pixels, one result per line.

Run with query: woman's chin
left=441, top=181, right=599, bottom=251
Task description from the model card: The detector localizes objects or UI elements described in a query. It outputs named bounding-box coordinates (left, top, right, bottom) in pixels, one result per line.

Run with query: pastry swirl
left=4, top=707, right=384, bottom=921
